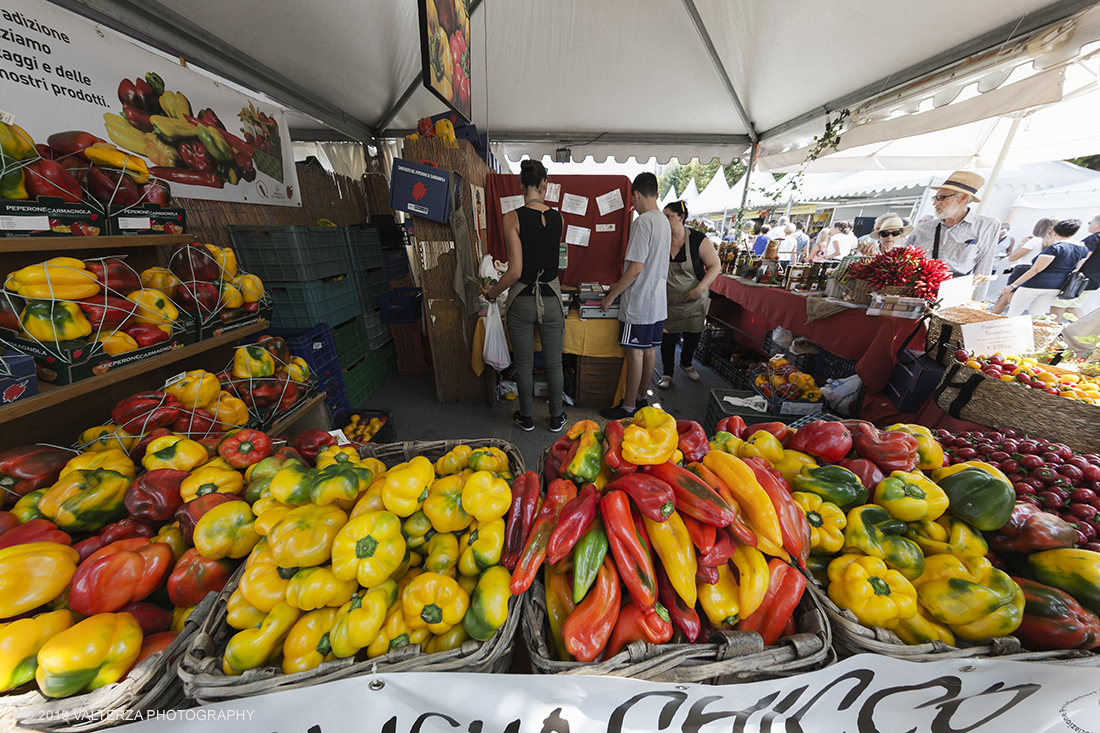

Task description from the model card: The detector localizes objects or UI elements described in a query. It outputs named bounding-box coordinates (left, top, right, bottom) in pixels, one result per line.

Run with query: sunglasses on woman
left=879, top=229, right=904, bottom=237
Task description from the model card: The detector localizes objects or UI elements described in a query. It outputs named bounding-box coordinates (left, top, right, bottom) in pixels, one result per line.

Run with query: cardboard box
left=887, top=349, right=947, bottom=413
left=0, top=352, right=38, bottom=404
left=389, top=158, right=455, bottom=223
left=186, top=303, right=273, bottom=342
left=0, top=197, right=104, bottom=237
left=108, top=204, right=186, bottom=236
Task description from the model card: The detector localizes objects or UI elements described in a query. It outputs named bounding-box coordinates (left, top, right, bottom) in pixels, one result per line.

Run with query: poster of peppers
left=418, top=0, right=471, bottom=122
left=0, top=0, right=299, bottom=207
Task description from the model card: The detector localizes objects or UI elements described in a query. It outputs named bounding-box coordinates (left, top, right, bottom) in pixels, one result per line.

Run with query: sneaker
left=600, top=403, right=636, bottom=420
left=657, top=375, right=672, bottom=389
left=513, top=412, right=534, bottom=432
left=549, top=413, right=568, bottom=433
left=682, top=365, right=701, bottom=381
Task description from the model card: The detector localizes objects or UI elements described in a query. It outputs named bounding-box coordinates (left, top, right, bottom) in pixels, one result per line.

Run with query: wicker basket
left=878, top=285, right=915, bottom=297
left=927, top=306, right=1064, bottom=366
left=843, top=278, right=874, bottom=305
left=934, top=361, right=1100, bottom=452
left=523, top=577, right=833, bottom=683
left=810, top=582, right=1100, bottom=665
left=178, top=438, right=526, bottom=705
left=0, top=593, right=214, bottom=732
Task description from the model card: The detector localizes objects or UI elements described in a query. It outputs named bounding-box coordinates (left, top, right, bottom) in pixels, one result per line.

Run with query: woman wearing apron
left=483, top=160, right=567, bottom=432
left=658, top=200, right=722, bottom=389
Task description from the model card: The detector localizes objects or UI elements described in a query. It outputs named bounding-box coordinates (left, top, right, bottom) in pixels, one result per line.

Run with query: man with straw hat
left=904, top=170, right=1000, bottom=301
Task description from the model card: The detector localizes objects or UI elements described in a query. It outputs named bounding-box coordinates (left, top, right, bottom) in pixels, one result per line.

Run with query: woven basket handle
left=930, top=322, right=957, bottom=363
left=932, top=362, right=984, bottom=417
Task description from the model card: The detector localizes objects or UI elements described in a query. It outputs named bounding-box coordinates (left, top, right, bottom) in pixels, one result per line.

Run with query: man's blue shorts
left=619, top=320, right=664, bottom=349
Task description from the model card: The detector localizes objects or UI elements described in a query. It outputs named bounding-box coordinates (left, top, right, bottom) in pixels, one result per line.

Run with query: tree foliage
left=658, top=157, right=747, bottom=199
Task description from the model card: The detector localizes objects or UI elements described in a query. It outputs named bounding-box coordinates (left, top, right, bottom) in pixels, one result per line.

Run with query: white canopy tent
left=1009, top=178, right=1100, bottom=244
left=679, top=178, right=701, bottom=205
left=682, top=167, right=731, bottom=216
left=658, top=186, right=680, bottom=209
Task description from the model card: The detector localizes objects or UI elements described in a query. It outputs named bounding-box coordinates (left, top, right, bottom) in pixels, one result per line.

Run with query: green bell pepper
left=873, top=470, right=949, bottom=522
left=912, top=554, right=1024, bottom=642
left=790, top=465, right=867, bottom=509
left=905, top=515, right=988, bottom=559
left=935, top=467, right=1015, bottom=532
left=1028, top=549, right=1100, bottom=617
left=842, top=504, right=925, bottom=580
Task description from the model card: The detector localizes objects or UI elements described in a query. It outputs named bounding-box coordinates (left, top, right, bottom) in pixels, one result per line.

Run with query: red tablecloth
left=708, top=276, right=923, bottom=395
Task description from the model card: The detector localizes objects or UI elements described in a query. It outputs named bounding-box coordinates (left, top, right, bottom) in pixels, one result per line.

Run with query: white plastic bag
left=772, top=326, right=795, bottom=350
left=821, top=374, right=863, bottom=417
left=483, top=302, right=511, bottom=371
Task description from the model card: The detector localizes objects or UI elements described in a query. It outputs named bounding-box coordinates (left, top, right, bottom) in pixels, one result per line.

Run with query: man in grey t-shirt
left=600, top=172, right=671, bottom=420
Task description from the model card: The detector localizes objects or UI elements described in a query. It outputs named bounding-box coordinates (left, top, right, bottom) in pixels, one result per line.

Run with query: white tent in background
left=685, top=167, right=732, bottom=216
left=680, top=178, right=701, bottom=204
left=659, top=186, right=679, bottom=208
left=1010, top=177, right=1100, bottom=247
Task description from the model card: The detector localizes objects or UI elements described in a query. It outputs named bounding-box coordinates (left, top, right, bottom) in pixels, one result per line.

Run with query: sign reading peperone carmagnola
left=0, top=0, right=299, bottom=206
left=76, top=654, right=1100, bottom=733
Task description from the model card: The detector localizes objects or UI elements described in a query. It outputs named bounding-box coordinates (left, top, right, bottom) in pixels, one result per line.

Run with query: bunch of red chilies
left=847, top=246, right=951, bottom=300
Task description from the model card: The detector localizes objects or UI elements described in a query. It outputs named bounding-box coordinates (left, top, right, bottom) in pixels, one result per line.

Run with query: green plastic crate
left=333, top=315, right=370, bottom=368
left=702, top=389, right=796, bottom=437
left=342, top=342, right=398, bottom=408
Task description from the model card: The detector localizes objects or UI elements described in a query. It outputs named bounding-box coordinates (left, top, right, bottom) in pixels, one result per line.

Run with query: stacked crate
left=339, top=226, right=400, bottom=408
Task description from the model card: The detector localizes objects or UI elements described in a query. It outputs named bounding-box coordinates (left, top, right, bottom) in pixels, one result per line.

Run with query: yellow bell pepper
left=827, top=553, right=918, bottom=628
left=422, top=474, right=474, bottom=534
left=238, top=545, right=293, bottom=612
left=197, top=455, right=235, bottom=472
left=126, top=288, right=179, bottom=326
left=697, top=563, right=741, bottom=628
left=463, top=565, right=511, bottom=641
left=315, top=445, right=362, bottom=470
left=622, top=406, right=678, bottom=465
left=892, top=603, right=956, bottom=647
left=0, top=542, right=80, bottom=618
left=142, top=435, right=208, bottom=472
left=0, top=609, right=73, bottom=691
left=267, top=503, right=348, bottom=569
left=180, top=465, right=244, bottom=502
left=467, top=447, right=510, bottom=474
left=78, top=424, right=137, bottom=454
left=435, top=445, right=472, bottom=476
left=905, top=515, right=988, bottom=559
left=60, top=448, right=134, bottom=479
left=154, top=523, right=187, bottom=562
left=139, top=267, right=180, bottom=296
left=219, top=281, right=244, bottom=309
left=20, top=299, right=93, bottom=342
left=427, top=625, right=470, bottom=654
left=331, top=511, right=406, bottom=586
left=232, top=345, right=276, bottom=380
left=35, top=613, right=143, bottom=697
left=456, top=571, right=478, bottom=596
left=931, top=460, right=1011, bottom=486
left=227, top=588, right=267, bottom=630
left=193, top=500, right=260, bottom=560
left=254, top=504, right=292, bottom=537
left=458, top=518, right=505, bottom=577
left=223, top=602, right=300, bottom=675
left=205, top=244, right=238, bottom=278
left=737, top=430, right=785, bottom=466
left=402, top=510, right=435, bottom=552
left=97, top=330, right=139, bottom=355
left=792, top=492, right=846, bottom=555
left=269, top=460, right=317, bottom=506
left=207, top=390, right=249, bottom=430
left=285, top=566, right=357, bottom=611
left=910, top=554, right=1024, bottom=642
left=382, top=456, right=435, bottom=517
left=461, top=470, right=511, bottom=523
left=774, top=450, right=818, bottom=485
left=367, top=601, right=430, bottom=658
left=424, top=532, right=459, bottom=577
left=310, top=463, right=373, bottom=506
left=171, top=604, right=196, bottom=632
left=287, top=357, right=310, bottom=384
left=402, top=571, right=470, bottom=635
left=39, top=469, right=130, bottom=533
left=330, top=580, right=398, bottom=658
left=873, top=470, right=949, bottom=523
left=235, top=273, right=264, bottom=303
left=350, top=478, right=387, bottom=518
left=6, top=258, right=100, bottom=300
left=164, top=369, right=220, bottom=410
left=280, top=607, right=339, bottom=673
left=885, top=424, right=945, bottom=472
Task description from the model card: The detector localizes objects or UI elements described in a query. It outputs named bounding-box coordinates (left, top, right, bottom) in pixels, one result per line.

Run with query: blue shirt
left=753, top=234, right=769, bottom=255
left=1023, top=241, right=1090, bottom=289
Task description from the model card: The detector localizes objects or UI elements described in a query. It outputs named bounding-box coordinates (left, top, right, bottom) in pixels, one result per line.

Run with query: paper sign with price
left=960, top=315, right=1035, bottom=356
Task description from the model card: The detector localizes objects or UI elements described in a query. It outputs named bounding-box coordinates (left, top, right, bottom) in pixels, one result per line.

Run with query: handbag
left=1059, top=271, right=1089, bottom=300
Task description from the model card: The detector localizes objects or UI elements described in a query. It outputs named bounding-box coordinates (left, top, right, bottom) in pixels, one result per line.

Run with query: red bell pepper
left=0, top=295, right=21, bottom=332
left=84, top=258, right=141, bottom=296
left=140, top=179, right=172, bottom=207
left=167, top=547, right=238, bottom=607
left=502, top=471, right=538, bottom=570
left=168, top=243, right=221, bottom=283
left=544, top=435, right=577, bottom=484
left=715, top=416, right=747, bottom=440
left=743, top=458, right=810, bottom=569
left=744, top=422, right=794, bottom=446
left=511, top=479, right=576, bottom=595
left=274, top=445, right=308, bottom=465
left=685, top=462, right=757, bottom=547
left=69, top=537, right=175, bottom=615
left=218, top=429, right=273, bottom=470
left=174, top=493, right=242, bottom=546
left=23, top=159, right=82, bottom=202
left=789, top=420, right=853, bottom=464
left=680, top=512, right=716, bottom=554
left=641, top=462, right=737, bottom=527
left=739, top=559, right=806, bottom=645
left=602, top=473, right=674, bottom=523
left=275, top=376, right=304, bottom=413
left=842, top=420, right=919, bottom=473
left=46, top=130, right=100, bottom=159
left=1012, top=576, right=1100, bottom=651
left=173, top=281, right=220, bottom=315
left=696, top=564, right=719, bottom=585
left=656, top=561, right=700, bottom=641
left=601, top=489, right=657, bottom=608
left=83, top=165, right=139, bottom=207
left=604, top=600, right=673, bottom=659
left=129, top=427, right=173, bottom=463
left=602, top=418, right=636, bottom=476
left=171, top=408, right=218, bottom=438
left=546, top=485, right=600, bottom=565
left=123, top=469, right=188, bottom=524
left=675, top=420, right=710, bottom=464
left=0, top=518, right=71, bottom=550
left=119, top=601, right=172, bottom=635
left=117, top=78, right=158, bottom=113
left=254, top=335, right=290, bottom=368
left=988, top=503, right=1077, bottom=553
left=291, top=429, right=337, bottom=464
left=123, top=322, right=172, bottom=347
left=129, top=631, right=177, bottom=673
left=34, top=143, right=53, bottom=160
left=235, top=378, right=281, bottom=409
left=0, top=445, right=74, bottom=505
left=0, top=511, right=16, bottom=536
left=111, top=391, right=182, bottom=433
left=76, top=295, right=137, bottom=332
left=73, top=517, right=158, bottom=563
left=837, top=458, right=885, bottom=493
left=561, top=555, right=620, bottom=662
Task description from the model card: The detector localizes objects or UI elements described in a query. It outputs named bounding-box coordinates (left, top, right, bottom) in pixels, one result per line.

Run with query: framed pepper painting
left=418, top=0, right=472, bottom=122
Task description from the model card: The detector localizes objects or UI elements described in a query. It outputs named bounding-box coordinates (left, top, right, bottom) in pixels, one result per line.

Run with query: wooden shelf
left=0, top=234, right=191, bottom=253
left=0, top=321, right=267, bottom=426
left=269, top=393, right=327, bottom=435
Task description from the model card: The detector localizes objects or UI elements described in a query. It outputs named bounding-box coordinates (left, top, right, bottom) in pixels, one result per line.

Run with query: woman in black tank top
left=483, top=160, right=567, bottom=433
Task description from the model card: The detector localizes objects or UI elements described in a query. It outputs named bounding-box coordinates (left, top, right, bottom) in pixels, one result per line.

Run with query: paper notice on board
left=596, top=223, right=616, bottom=232
left=545, top=183, right=561, bottom=202
left=596, top=189, right=624, bottom=216
left=500, top=195, right=524, bottom=214
left=960, top=315, right=1035, bottom=356
left=561, top=193, right=589, bottom=216
left=565, top=225, right=591, bottom=247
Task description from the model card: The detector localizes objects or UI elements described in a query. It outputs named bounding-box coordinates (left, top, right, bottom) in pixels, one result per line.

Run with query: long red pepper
left=518, top=477, right=542, bottom=551
left=738, top=558, right=788, bottom=634
left=603, top=474, right=674, bottom=523
left=697, top=530, right=737, bottom=567
left=757, top=567, right=806, bottom=645
left=696, top=564, right=719, bottom=585
left=675, top=420, right=710, bottom=464
left=602, top=419, right=636, bottom=476
left=642, top=461, right=736, bottom=527
left=546, top=485, right=600, bottom=564
left=561, top=555, right=620, bottom=662
left=686, top=462, right=757, bottom=546
left=603, top=600, right=673, bottom=659
left=742, top=458, right=810, bottom=569
left=510, top=479, right=576, bottom=595
left=680, top=512, right=716, bottom=554
left=501, top=471, right=537, bottom=570
left=601, top=490, right=657, bottom=608
left=656, top=561, right=700, bottom=641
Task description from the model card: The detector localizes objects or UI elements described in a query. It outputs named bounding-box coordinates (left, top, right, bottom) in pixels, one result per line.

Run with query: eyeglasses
left=879, top=229, right=904, bottom=237
left=932, top=193, right=959, bottom=202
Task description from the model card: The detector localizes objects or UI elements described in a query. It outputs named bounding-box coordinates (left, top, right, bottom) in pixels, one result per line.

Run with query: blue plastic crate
left=268, top=275, right=362, bottom=330
left=345, top=227, right=384, bottom=272
left=379, top=288, right=423, bottom=324
left=229, top=225, right=350, bottom=282
left=383, top=249, right=411, bottom=280
left=265, top=322, right=337, bottom=374
left=316, top=361, right=350, bottom=426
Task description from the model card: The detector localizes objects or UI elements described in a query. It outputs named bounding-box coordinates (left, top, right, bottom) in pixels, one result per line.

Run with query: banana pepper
left=39, top=468, right=130, bottom=532
left=873, top=470, right=949, bottom=522
left=331, top=511, right=406, bottom=586
left=461, top=470, right=511, bottom=523
left=564, top=420, right=603, bottom=483
left=435, top=445, right=472, bottom=476
left=842, top=504, right=925, bottom=580
left=643, top=511, right=697, bottom=608
left=164, top=370, right=220, bottom=410
left=0, top=609, right=73, bottom=691
left=180, top=465, right=243, bottom=502
left=268, top=503, right=348, bottom=569
left=884, top=424, right=944, bottom=472
left=281, top=607, right=338, bottom=674
left=382, top=456, right=435, bottom=517
left=622, top=407, right=678, bottom=465
left=827, top=553, right=918, bottom=628
left=701, top=450, right=783, bottom=548
left=20, top=299, right=93, bottom=342
left=330, top=580, right=398, bottom=658
left=35, top=612, right=143, bottom=697
left=126, top=288, right=179, bottom=327
left=142, top=435, right=208, bottom=472
left=402, top=571, right=470, bottom=635
left=458, top=518, right=504, bottom=577
left=223, top=601, right=299, bottom=675
left=6, top=258, right=100, bottom=301
left=0, top=542, right=80, bottom=618
left=423, top=475, right=474, bottom=534
left=905, top=515, right=988, bottom=559
left=912, top=554, right=1024, bottom=642
left=792, top=492, right=846, bottom=555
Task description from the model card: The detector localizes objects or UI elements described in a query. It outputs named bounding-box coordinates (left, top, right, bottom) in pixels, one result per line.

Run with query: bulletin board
left=484, top=173, right=633, bottom=286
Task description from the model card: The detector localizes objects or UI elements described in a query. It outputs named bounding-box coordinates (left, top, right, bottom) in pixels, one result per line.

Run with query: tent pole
left=734, top=145, right=758, bottom=243
left=976, top=116, right=1023, bottom=217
